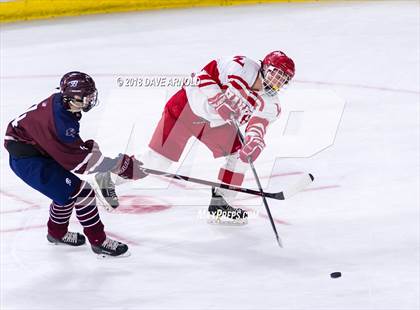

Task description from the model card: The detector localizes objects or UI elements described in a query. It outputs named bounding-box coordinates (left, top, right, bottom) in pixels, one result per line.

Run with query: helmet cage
left=68, top=90, right=98, bottom=112
left=262, top=65, right=291, bottom=96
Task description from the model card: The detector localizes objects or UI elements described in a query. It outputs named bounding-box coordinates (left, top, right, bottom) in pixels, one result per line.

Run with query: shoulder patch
left=65, top=128, right=77, bottom=138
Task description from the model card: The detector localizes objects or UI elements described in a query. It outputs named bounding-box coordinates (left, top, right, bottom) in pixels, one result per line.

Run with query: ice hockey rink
left=1, top=1, right=419, bottom=309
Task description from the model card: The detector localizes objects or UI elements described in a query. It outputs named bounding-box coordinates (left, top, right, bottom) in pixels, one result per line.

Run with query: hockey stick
left=231, top=120, right=283, bottom=247
left=141, top=166, right=313, bottom=201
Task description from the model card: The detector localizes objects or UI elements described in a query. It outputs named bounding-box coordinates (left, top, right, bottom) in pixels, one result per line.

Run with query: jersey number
left=12, top=104, right=39, bottom=127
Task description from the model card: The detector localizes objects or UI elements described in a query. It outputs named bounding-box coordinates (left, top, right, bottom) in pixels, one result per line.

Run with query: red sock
left=72, top=181, right=106, bottom=245
left=47, top=201, right=74, bottom=239
left=218, top=168, right=245, bottom=186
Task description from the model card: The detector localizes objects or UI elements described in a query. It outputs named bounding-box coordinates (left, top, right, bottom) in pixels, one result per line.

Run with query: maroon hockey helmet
left=60, top=71, right=98, bottom=112
left=261, top=51, right=295, bottom=96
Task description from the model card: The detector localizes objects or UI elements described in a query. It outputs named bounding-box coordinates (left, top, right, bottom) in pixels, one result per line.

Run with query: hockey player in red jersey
left=97, top=51, right=294, bottom=224
left=4, top=72, right=146, bottom=256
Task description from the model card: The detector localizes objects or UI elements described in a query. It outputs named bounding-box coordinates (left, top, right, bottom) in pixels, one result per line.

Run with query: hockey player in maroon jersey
left=97, top=51, right=295, bottom=224
left=4, top=72, right=146, bottom=257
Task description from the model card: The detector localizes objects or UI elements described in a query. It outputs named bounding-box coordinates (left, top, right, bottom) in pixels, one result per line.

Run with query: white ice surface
left=1, top=2, right=419, bottom=310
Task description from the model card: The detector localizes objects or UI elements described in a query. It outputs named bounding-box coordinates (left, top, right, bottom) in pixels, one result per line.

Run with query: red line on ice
left=294, top=79, right=419, bottom=94
left=0, top=191, right=152, bottom=245
left=236, top=184, right=341, bottom=202
left=260, top=213, right=290, bottom=225
left=156, top=175, right=188, bottom=189
left=0, top=224, right=46, bottom=233
left=244, top=171, right=303, bottom=182
left=153, top=171, right=303, bottom=190
left=0, top=189, right=42, bottom=213
left=244, top=207, right=290, bottom=225
left=302, top=185, right=341, bottom=192
left=1, top=221, right=140, bottom=246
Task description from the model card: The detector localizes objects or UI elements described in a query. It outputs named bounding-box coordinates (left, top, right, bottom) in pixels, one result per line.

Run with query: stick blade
left=282, top=173, right=314, bottom=200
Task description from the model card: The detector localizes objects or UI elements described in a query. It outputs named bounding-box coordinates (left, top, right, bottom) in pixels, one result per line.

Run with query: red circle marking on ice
left=116, top=195, right=172, bottom=214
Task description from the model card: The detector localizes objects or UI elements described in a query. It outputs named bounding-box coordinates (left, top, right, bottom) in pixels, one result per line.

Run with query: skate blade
left=48, top=242, right=86, bottom=247
left=96, top=251, right=131, bottom=260
left=207, top=216, right=248, bottom=226
left=47, top=236, right=86, bottom=247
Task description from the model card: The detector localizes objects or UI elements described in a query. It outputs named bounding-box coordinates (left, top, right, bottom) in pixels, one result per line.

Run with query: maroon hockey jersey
left=4, top=93, right=104, bottom=174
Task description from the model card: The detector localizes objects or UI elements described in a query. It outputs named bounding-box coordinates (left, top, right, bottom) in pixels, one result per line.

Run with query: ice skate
left=91, top=237, right=129, bottom=258
left=93, top=171, right=119, bottom=211
left=207, top=187, right=248, bottom=225
left=47, top=231, right=86, bottom=246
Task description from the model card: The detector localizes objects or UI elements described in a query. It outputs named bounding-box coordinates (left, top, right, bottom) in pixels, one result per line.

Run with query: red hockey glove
left=239, top=134, right=266, bottom=163
left=112, top=154, right=148, bottom=180
left=208, top=90, right=241, bottom=122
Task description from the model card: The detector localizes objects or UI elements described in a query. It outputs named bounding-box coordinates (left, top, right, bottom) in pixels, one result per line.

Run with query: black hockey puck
left=330, top=272, right=341, bottom=278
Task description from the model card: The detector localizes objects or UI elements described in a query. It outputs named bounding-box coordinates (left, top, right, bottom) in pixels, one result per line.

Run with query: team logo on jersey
left=65, top=128, right=76, bottom=138
left=65, top=178, right=72, bottom=186
left=69, top=80, right=79, bottom=87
